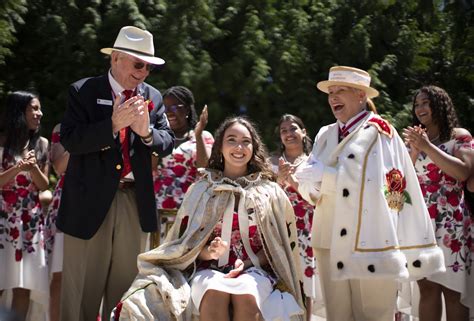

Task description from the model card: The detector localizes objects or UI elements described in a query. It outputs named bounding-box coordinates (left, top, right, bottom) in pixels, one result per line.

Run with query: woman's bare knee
left=199, top=290, right=231, bottom=321
left=232, top=294, right=262, bottom=321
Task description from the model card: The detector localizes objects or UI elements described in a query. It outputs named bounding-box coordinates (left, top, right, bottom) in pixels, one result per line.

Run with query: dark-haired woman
left=0, top=91, right=49, bottom=320
left=152, top=86, right=214, bottom=244
left=270, top=114, right=322, bottom=320
left=113, top=117, right=304, bottom=321
left=403, top=85, right=473, bottom=321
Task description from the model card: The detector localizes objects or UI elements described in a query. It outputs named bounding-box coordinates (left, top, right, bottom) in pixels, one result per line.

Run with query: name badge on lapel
left=97, top=99, right=113, bottom=106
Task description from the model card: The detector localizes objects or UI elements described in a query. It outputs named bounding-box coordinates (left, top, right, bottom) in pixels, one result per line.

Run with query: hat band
left=328, top=70, right=371, bottom=87
left=113, top=46, right=155, bottom=58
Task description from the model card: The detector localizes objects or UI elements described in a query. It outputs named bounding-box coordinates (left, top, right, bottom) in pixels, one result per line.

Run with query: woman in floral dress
left=152, top=86, right=213, bottom=245
left=44, top=123, right=69, bottom=321
left=403, top=85, right=473, bottom=321
left=0, top=91, right=49, bottom=320
left=270, top=114, right=322, bottom=320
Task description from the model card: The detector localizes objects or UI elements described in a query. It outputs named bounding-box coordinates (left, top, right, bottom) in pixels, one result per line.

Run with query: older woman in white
left=293, top=66, right=445, bottom=321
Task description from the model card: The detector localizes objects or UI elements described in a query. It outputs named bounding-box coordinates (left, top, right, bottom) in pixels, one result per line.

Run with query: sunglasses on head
left=133, top=61, right=155, bottom=72
left=165, top=104, right=186, bottom=113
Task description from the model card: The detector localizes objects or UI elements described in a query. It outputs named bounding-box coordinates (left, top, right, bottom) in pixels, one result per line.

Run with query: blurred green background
left=0, top=0, right=473, bottom=152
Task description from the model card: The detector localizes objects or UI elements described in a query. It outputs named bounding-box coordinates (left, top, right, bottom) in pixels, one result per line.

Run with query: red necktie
left=119, top=90, right=133, bottom=178
left=339, top=111, right=368, bottom=142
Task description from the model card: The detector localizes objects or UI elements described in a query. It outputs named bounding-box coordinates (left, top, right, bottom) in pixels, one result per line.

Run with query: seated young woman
left=112, top=116, right=305, bottom=321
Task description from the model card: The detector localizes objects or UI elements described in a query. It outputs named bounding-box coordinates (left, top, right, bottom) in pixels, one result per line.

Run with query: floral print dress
left=153, top=130, right=214, bottom=240
left=271, top=156, right=320, bottom=300
left=197, top=211, right=275, bottom=283
left=0, top=147, right=49, bottom=297
left=44, top=126, right=65, bottom=271
left=415, top=136, right=473, bottom=308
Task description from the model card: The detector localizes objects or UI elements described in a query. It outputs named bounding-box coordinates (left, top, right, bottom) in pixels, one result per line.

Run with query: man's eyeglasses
left=165, top=104, right=186, bottom=113
left=133, top=61, right=155, bottom=72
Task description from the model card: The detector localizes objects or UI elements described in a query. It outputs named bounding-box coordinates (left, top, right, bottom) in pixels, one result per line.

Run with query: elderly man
left=57, top=26, right=174, bottom=321
left=292, top=66, right=445, bottom=321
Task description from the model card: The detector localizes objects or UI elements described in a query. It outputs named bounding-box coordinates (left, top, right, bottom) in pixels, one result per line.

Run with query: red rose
left=450, top=239, right=461, bottom=253
left=154, top=180, right=163, bottom=193
left=15, top=249, right=22, bottom=262
left=386, top=169, right=406, bottom=192
left=305, top=246, right=313, bottom=257
left=2, top=190, right=18, bottom=204
left=296, top=219, right=305, bottom=230
left=426, top=168, right=442, bottom=183
left=419, top=184, right=427, bottom=197
left=17, top=188, right=29, bottom=198
left=293, top=204, right=306, bottom=218
left=51, top=132, right=61, bottom=143
left=188, top=167, right=197, bottom=178
left=444, top=174, right=456, bottom=184
left=21, top=211, right=32, bottom=224
left=173, top=154, right=186, bottom=163
left=304, top=266, right=314, bottom=277
left=147, top=101, right=155, bottom=113
left=428, top=204, right=438, bottom=219
left=10, top=227, right=20, bottom=240
left=163, top=177, right=174, bottom=186
left=453, top=210, right=463, bottom=222
left=181, top=182, right=190, bottom=193
left=162, top=197, right=177, bottom=209
left=446, top=191, right=460, bottom=207
left=16, top=174, right=29, bottom=186
left=172, top=165, right=187, bottom=177
left=425, top=183, right=439, bottom=193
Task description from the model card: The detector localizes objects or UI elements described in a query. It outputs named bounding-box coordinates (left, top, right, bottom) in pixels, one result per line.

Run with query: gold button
left=116, top=164, right=122, bottom=170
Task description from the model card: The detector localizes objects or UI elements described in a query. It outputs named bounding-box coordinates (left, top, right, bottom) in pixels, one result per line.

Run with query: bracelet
left=141, top=129, right=153, bottom=141
left=140, top=129, right=153, bottom=144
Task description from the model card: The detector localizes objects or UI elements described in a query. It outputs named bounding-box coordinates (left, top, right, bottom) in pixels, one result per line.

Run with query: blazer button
left=116, top=164, right=122, bottom=170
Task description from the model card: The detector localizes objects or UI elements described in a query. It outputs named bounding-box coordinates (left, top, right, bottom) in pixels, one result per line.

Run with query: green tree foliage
left=0, top=0, right=472, bottom=150
left=0, top=0, right=27, bottom=93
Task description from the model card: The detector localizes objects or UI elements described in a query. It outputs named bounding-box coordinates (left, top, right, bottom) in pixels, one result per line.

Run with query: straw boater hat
left=317, top=66, right=379, bottom=98
left=100, top=26, right=165, bottom=65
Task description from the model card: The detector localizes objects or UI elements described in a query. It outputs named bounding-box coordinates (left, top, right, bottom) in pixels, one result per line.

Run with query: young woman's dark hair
left=0, top=91, right=47, bottom=168
left=411, top=85, right=459, bottom=143
left=162, top=86, right=198, bottom=128
left=208, top=116, right=275, bottom=181
left=274, top=114, right=313, bottom=155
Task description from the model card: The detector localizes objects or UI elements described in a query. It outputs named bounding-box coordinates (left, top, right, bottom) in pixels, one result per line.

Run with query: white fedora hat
left=317, top=66, right=379, bottom=98
left=100, top=26, right=165, bottom=65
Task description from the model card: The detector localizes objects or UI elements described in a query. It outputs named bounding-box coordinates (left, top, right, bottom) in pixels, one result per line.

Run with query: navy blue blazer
left=57, top=74, right=174, bottom=240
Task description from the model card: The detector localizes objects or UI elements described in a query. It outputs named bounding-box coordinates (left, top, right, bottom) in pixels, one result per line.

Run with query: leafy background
left=0, top=0, right=473, bottom=152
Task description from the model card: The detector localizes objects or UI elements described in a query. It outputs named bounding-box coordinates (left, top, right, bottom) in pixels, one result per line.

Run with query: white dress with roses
left=153, top=130, right=214, bottom=241
left=0, top=147, right=49, bottom=304
left=271, top=157, right=324, bottom=315
left=414, top=136, right=474, bottom=311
